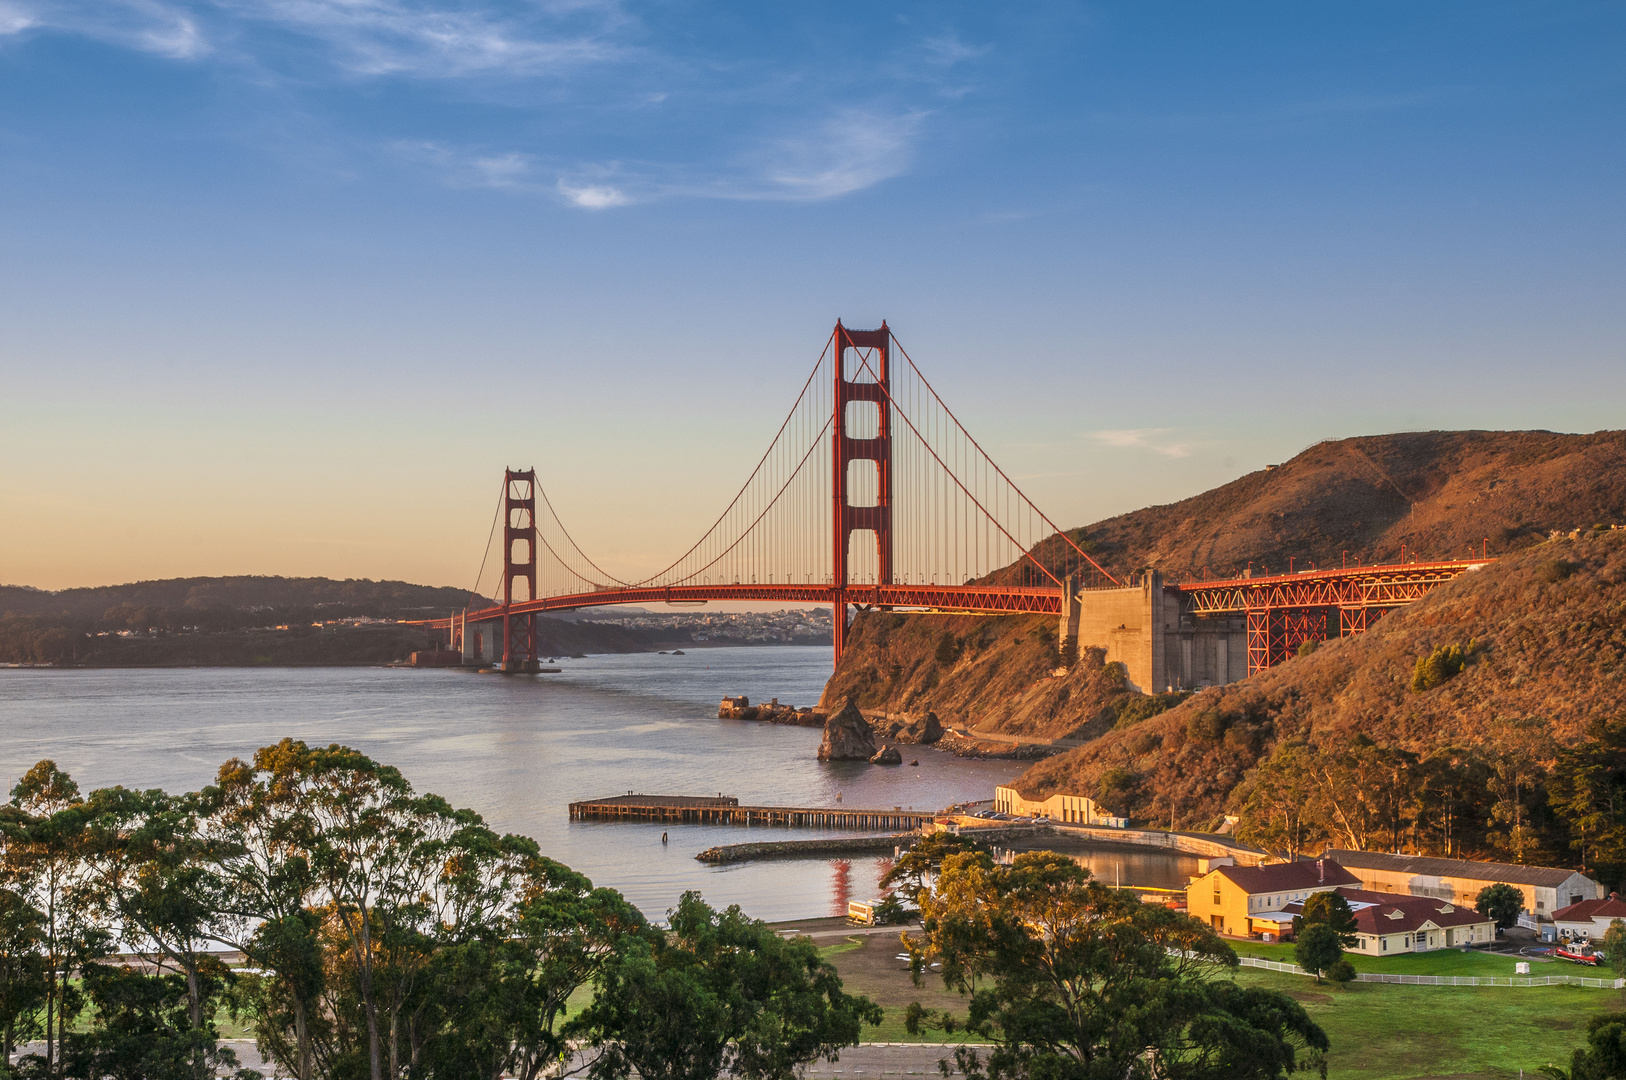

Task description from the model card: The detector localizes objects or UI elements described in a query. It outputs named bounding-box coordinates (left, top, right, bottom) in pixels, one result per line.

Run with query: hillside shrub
left=1113, top=690, right=1192, bottom=730
left=1296, top=638, right=1319, bottom=658
left=1539, top=558, right=1578, bottom=583
left=1412, top=643, right=1467, bottom=693
left=1187, top=708, right=1228, bottom=743
left=934, top=632, right=961, bottom=666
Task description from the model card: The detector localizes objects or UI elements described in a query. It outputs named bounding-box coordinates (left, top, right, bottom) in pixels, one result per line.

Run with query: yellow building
left=1185, top=859, right=1361, bottom=937
left=992, top=786, right=1122, bottom=825
left=1322, top=850, right=1602, bottom=922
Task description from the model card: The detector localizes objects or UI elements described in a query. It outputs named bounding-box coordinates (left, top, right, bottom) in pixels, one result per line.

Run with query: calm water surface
left=0, top=648, right=1190, bottom=919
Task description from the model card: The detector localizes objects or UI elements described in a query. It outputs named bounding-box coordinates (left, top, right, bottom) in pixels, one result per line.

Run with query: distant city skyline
left=2, top=2, right=1622, bottom=591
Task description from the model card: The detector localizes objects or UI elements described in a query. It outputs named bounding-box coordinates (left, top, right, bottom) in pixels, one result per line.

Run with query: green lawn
left=1228, top=967, right=1615, bottom=1079
left=1229, top=940, right=1578, bottom=979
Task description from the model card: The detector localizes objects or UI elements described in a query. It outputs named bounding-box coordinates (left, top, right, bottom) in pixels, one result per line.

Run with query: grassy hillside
left=1016, top=429, right=1626, bottom=583
left=1013, top=529, right=1626, bottom=866
left=817, top=610, right=1186, bottom=742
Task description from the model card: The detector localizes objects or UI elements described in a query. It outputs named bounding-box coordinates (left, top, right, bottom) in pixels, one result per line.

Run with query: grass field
left=816, top=932, right=1622, bottom=1076
left=1229, top=967, right=1615, bottom=1079
left=1228, top=940, right=1580, bottom=979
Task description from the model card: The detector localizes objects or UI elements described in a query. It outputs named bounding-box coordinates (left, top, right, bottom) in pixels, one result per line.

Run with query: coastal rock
left=870, top=744, right=903, bottom=765
left=817, top=700, right=878, bottom=761
left=893, top=711, right=945, bottom=745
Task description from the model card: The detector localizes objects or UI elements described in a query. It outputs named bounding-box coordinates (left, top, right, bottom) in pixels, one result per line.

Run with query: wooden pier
left=568, top=793, right=937, bottom=832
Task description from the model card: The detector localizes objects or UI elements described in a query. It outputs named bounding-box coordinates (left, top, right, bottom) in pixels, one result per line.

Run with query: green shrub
left=1186, top=708, right=1228, bottom=742
left=934, top=632, right=961, bottom=666
left=1112, top=690, right=1192, bottom=730
left=1296, top=638, right=1319, bottom=658
left=1412, top=643, right=1467, bottom=693
left=1538, top=558, right=1578, bottom=583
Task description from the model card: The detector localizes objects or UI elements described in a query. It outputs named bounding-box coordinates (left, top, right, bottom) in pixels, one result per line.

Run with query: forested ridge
left=0, top=576, right=659, bottom=666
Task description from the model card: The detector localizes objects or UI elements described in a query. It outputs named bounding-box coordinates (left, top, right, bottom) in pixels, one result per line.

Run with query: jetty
left=568, top=793, right=936, bottom=831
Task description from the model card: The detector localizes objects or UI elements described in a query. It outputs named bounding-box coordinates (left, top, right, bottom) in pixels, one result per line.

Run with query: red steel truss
left=1189, top=560, right=1486, bottom=674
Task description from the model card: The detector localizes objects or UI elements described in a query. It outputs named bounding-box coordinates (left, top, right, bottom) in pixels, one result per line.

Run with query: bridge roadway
left=450, top=581, right=1066, bottom=627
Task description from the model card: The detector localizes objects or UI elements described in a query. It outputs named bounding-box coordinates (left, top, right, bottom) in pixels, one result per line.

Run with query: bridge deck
left=568, top=793, right=937, bottom=831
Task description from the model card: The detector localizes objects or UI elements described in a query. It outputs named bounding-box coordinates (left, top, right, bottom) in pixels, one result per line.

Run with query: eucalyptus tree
left=78, top=784, right=233, bottom=1080
left=201, top=744, right=324, bottom=1080
left=417, top=854, right=647, bottom=1080
left=4, top=761, right=105, bottom=1078
left=905, top=850, right=1328, bottom=1080
left=580, top=891, right=881, bottom=1080
left=0, top=872, right=47, bottom=1063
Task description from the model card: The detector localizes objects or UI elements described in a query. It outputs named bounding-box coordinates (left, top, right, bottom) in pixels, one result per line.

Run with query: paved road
left=16, top=1037, right=984, bottom=1077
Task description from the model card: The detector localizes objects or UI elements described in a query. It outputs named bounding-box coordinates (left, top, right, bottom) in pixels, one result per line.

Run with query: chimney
left=1317, top=859, right=1325, bottom=883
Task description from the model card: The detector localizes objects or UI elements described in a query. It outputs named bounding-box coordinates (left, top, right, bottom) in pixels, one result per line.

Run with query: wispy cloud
left=750, top=109, right=925, bottom=201
left=4, top=0, right=621, bottom=75
left=1089, top=428, right=1192, bottom=458
left=921, top=32, right=989, bottom=66
left=557, top=178, right=628, bottom=209
left=220, top=0, right=622, bottom=77
left=2, top=0, right=208, bottom=57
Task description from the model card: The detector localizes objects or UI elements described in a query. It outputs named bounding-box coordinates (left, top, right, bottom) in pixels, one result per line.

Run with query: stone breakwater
left=695, top=834, right=916, bottom=864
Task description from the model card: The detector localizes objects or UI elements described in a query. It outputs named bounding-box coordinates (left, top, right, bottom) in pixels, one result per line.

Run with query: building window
left=1381, top=939, right=1388, bottom=952
left=1214, top=891, right=1222, bottom=906
left=1537, top=901, right=1545, bottom=910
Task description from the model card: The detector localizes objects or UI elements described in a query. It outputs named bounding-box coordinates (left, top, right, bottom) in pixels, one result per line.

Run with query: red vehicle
left=1557, top=942, right=1605, bottom=966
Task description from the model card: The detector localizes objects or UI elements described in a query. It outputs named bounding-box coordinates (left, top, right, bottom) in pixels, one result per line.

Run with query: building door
left=1212, top=915, right=1223, bottom=932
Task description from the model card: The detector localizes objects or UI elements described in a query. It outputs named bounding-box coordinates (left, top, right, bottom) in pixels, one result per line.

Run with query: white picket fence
left=1236, top=954, right=1625, bottom=989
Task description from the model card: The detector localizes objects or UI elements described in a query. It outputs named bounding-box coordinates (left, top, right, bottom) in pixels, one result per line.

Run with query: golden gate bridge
left=427, top=322, right=1485, bottom=679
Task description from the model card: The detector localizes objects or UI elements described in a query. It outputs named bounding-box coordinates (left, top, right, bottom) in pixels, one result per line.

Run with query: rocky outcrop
left=892, top=711, right=944, bottom=745
left=870, top=744, right=903, bottom=765
left=817, top=700, right=878, bottom=761
left=719, top=696, right=824, bottom=727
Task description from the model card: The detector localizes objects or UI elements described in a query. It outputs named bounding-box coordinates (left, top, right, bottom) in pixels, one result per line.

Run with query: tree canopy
left=903, top=849, right=1328, bottom=1080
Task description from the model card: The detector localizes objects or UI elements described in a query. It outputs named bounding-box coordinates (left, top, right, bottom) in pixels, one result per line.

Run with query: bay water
left=0, top=647, right=1191, bottom=921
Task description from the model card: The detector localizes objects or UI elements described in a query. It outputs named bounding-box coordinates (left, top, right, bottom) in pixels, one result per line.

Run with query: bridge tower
left=502, top=468, right=541, bottom=673
left=832, top=321, right=893, bottom=663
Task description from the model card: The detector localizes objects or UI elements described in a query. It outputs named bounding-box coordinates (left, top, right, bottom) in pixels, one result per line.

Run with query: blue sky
left=2, top=2, right=1623, bottom=590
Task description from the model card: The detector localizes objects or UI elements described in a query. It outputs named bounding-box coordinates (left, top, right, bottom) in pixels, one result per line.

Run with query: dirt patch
left=817, top=930, right=971, bottom=1016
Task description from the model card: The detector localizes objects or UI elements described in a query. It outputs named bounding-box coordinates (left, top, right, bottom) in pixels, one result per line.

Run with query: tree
left=934, top=633, right=960, bottom=666
left=1550, top=715, right=1626, bottom=876
left=1236, top=743, right=1329, bottom=858
left=1475, top=883, right=1524, bottom=933
left=1292, top=892, right=1358, bottom=949
left=0, top=882, right=47, bottom=1063
left=80, top=785, right=227, bottom=1080
left=1552, top=1011, right=1626, bottom=1080
left=1294, top=924, right=1344, bottom=985
left=878, top=833, right=987, bottom=907
left=4, top=760, right=106, bottom=1078
left=1605, top=921, right=1626, bottom=980
left=579, top=892, right=880, bottom=1080
left=905, top=849, right=1328, bottom=1079
left=60, top=960, right=244, bottom=1080
left=1411, top=643, right=1467, bottom=692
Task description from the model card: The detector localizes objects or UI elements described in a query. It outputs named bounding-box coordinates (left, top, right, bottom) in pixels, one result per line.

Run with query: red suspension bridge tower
left=501, top=468, right=541, bottom=673
left=832, top=321, right=893, bottom=660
